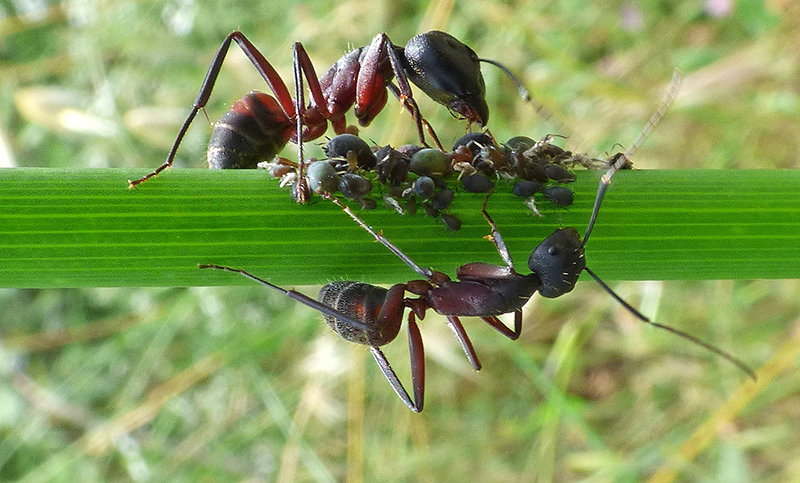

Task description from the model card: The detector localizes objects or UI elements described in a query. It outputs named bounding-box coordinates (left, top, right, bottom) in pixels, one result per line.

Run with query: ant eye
left=548, top=246, right=560, bottom=256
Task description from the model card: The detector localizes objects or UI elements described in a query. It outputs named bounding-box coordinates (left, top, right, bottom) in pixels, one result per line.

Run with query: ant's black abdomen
left=207, top=92, right=293, bottom=169
left=318, top=281, right=399, bottom=346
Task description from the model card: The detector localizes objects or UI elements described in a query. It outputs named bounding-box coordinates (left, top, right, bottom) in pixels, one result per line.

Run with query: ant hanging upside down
left=200, top=179, right=755, bottom=413
left=127, top=30, right=532, bottom=202
left=199, top=74, right=756, bottom=412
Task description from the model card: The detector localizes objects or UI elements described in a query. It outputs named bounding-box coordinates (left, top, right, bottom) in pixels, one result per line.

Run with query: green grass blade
left=1, top=168, right=799, bottom=288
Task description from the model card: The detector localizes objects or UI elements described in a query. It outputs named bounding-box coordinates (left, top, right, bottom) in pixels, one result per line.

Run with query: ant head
left=528, top=227, right=586, bottom=298
left=404, top=31, right=489, bottom=126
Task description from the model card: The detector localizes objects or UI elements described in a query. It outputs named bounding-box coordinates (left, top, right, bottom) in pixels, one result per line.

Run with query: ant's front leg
left=480, top=312, right=522, bottom=341
left=356, top=33, right=443, bottom=150
left=480, top=194, right=515, bottom=272
left=324, top=193, right=435, bottom=280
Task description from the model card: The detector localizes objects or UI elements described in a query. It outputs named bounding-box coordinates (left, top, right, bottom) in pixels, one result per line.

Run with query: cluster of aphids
left=265, top=130, right=607, bottom=230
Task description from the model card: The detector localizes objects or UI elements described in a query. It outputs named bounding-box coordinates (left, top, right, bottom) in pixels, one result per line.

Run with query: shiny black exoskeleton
left=401, top=31, right=489, bottom=127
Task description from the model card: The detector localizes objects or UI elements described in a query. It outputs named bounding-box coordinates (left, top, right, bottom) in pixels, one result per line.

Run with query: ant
left=199, top=71, right=755, bottom=413
left=200, top=184, right=754, bottom=412
left=127, top=30, right=532, bottom=202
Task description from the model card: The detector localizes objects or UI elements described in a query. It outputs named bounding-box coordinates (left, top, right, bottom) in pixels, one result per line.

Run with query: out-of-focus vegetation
left=1, top=0, right=799, bottom=482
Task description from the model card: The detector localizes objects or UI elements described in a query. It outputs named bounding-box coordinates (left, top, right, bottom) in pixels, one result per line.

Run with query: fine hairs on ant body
left=200, top=72, right=755, bottom=412
left=127, top=30, right=533, bottom=202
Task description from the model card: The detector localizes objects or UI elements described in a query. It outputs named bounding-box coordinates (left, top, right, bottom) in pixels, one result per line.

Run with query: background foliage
left=1, top=0, right=800, bottom=482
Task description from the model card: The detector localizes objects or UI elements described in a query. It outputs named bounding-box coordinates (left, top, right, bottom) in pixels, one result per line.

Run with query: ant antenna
left=479, top=57, right=568, bottom=135
left=571, top=70, right=754, bottom=379
left=583, top=267, right=756, bottom=380
left=581, top=69, right=683, bottom=248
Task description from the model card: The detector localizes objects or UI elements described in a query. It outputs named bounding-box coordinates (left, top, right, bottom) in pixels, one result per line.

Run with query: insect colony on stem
left=132, top=31, right=755, bottom=412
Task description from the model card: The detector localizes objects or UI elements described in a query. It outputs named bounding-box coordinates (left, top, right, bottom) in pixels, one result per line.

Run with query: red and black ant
left=198, top=72, right=754, bottom=412
left=200, top=175, right=754, bottom=412
left=127, top=30, right=531, bottom=202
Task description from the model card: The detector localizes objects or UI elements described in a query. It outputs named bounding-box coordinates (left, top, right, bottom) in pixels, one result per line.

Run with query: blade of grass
left=1, top=168, right=799, bottom=288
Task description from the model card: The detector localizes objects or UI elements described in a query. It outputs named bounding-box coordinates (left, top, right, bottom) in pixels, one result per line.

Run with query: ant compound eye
left=528, top=228, right=586, bottom=298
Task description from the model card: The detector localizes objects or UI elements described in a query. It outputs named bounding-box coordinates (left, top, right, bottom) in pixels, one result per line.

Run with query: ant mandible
left=128, top=30, right=531, bottom=202
left=199, top=71, right=755, bottom=413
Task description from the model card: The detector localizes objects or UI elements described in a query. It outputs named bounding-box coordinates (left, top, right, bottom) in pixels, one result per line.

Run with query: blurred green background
left=2, top=0, right=800, bottom=481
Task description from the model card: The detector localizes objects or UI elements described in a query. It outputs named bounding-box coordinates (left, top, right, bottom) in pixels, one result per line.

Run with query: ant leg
left=480, top=194, right=515, bottom=271
left=385, top=44, right=444, bottom=151
left=447, top=316, right=482, bottom=371
left=370, top=341, right=423, bottom=412
left=129, top=31, right=298, bottom=188
left=291, top=45, right=310, bottom=203
left=293, top=46, right=307, bottom=203
left=198, top=264, right=373, bottom=332
left=479, top=310, right=522, bottom=341
left=291, top=42, right=338, bottom=203
left=324, top=193, right=434, bottom=280
left=357, top=33, right=443, bottom=150
left=407, top=311, right=425, bottom=411
left=581, top=69, right=683, bottom=248
left=369, top=311, right=425, bottom=413
left=386, top=82, right=444, bottom=151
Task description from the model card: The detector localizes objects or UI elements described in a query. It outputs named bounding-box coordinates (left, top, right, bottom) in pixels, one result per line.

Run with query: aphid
left=338, top=173, right=374, bottom=208
left=306, top=160, right=339, bottom=194
left=431, top=188, right=455, bottom=211
left=511, top=180, right=542, bottom=198
left=412, top=176, right=436, bottom=199
left=440, top=212, right=463, bottom=231
left=406, top=195, right=418, bottom=215
left=409, top=148, right=452, bottom=177
left=422, top=201, right=439, bottom=218
left=374, top=145, right=410, bottom=186
left=543, top=164, right=576, bottom=183
left=542, top=185, right=574, bottom=208
left=324, top=133, right=376, bottom=171
left=461, top=173, right=495, bottom=193
left=452, top=131, right=495, bottom=156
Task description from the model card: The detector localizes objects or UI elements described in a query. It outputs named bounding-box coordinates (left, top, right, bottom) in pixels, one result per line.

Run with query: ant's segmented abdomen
left=318, top=281, right=398, bottom=346
left=207, top=92, right=294, bottom=169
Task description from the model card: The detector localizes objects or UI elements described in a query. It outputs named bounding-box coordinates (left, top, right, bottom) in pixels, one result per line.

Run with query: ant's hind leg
left=370, top=322, right=425, bottom=413
left=480, top=310, right=522, bottom=341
